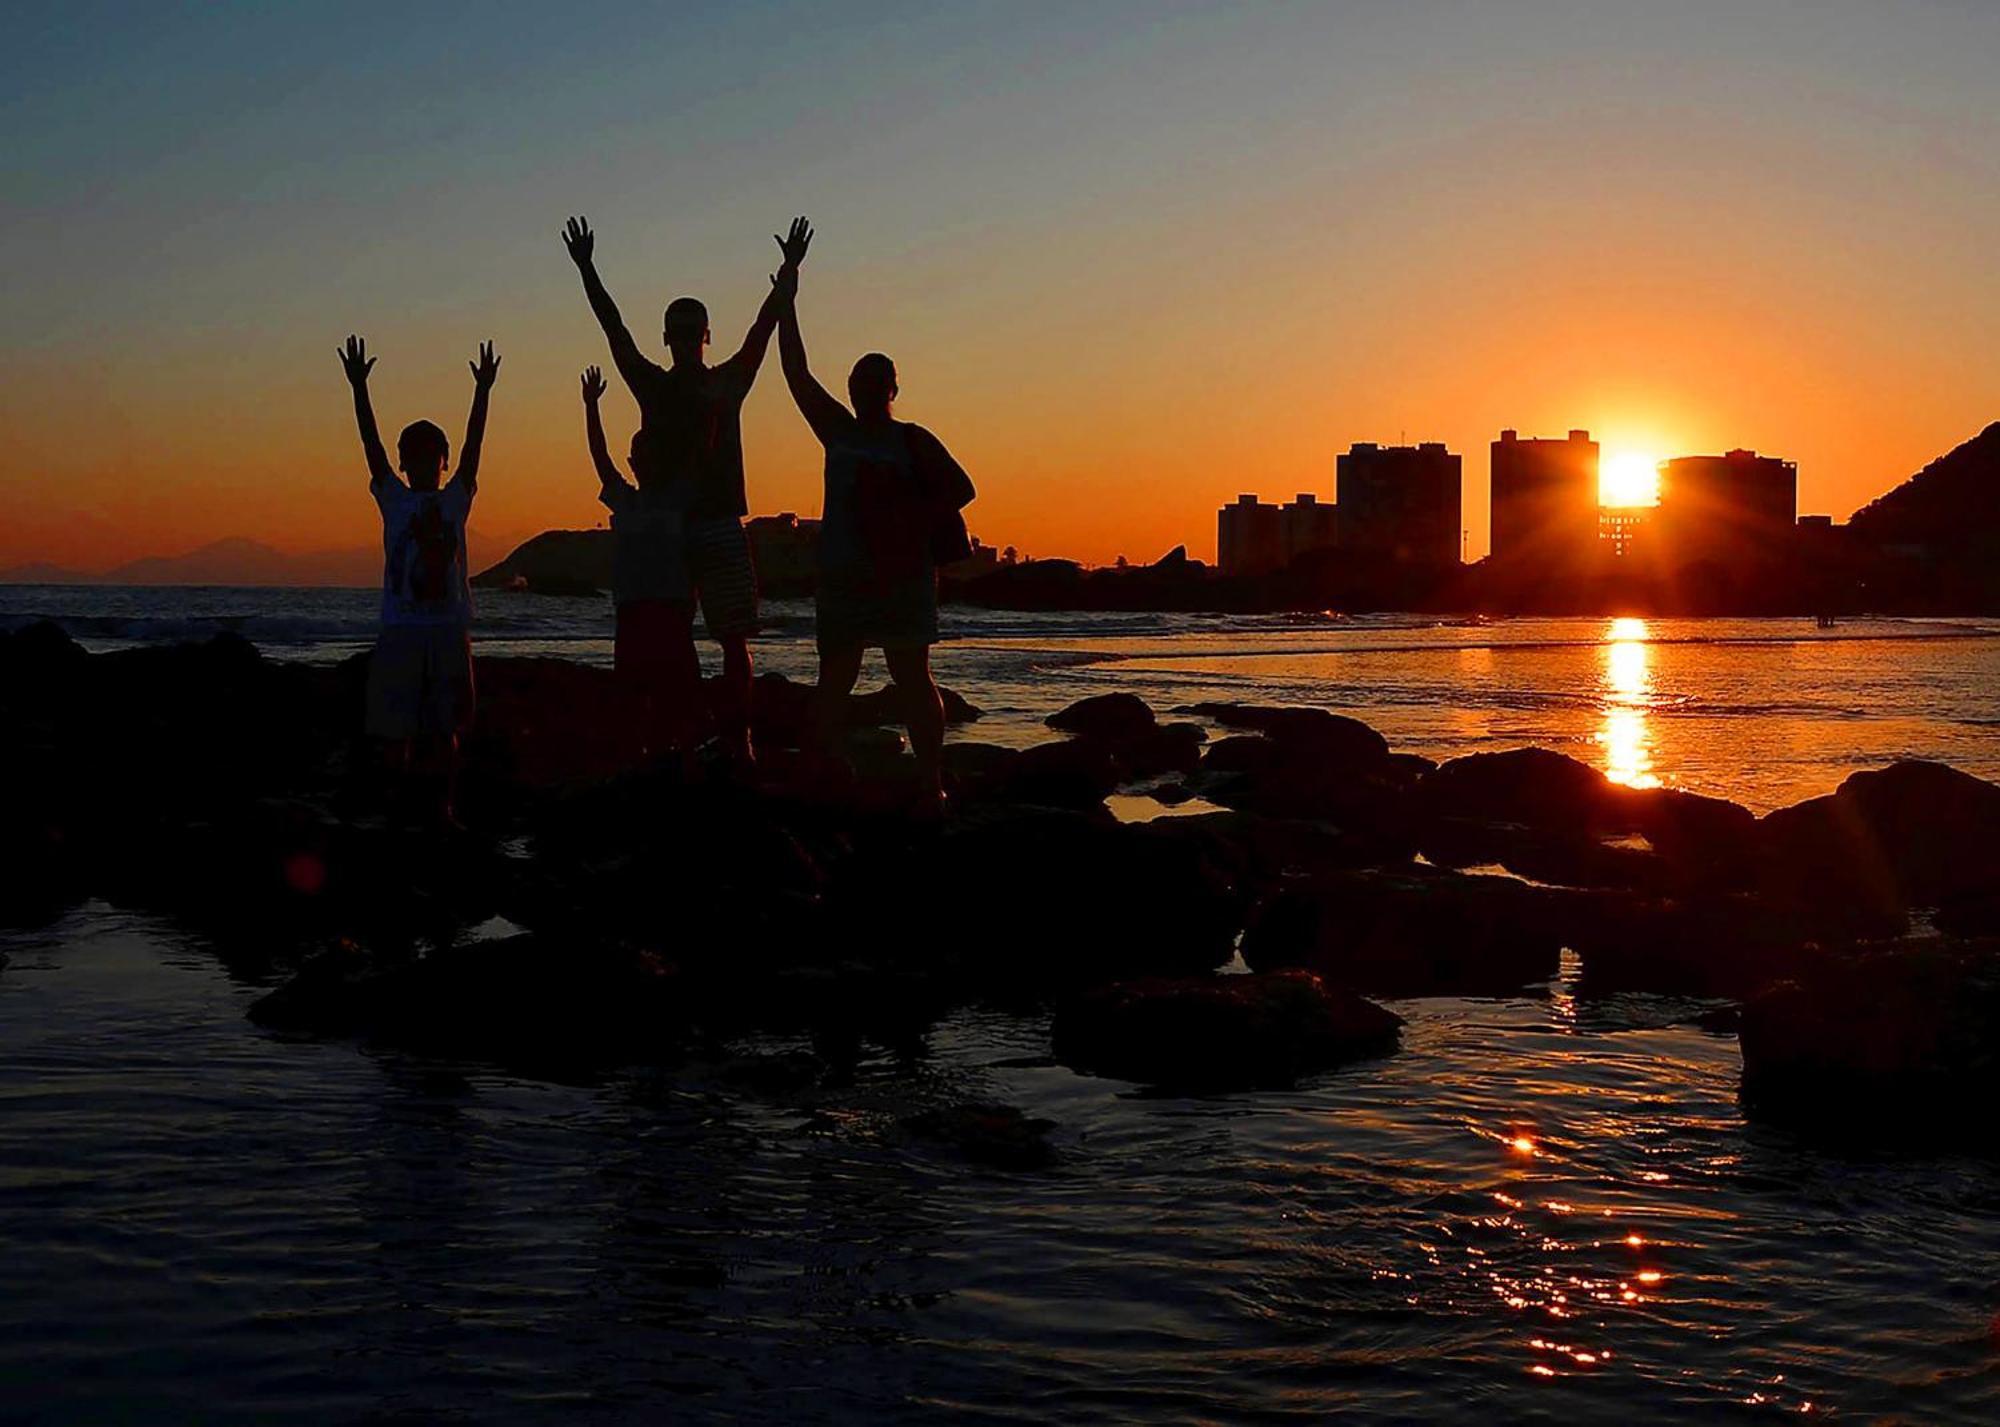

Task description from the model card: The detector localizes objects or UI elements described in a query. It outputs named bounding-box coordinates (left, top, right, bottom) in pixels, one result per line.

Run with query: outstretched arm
left=580, top=366, right=630, bottom=498
left=721, top=216, right=814, bottom=385
left=775, top=279, right=850, bottom=445
left=453, top=340, right=500, bottom=494
left=562, top=216, right=659, bottom=397
left=339, top=335, right=397, bottom=489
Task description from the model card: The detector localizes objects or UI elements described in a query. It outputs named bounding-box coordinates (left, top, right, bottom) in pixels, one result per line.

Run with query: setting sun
left=1600, top=451, right=1662, bottom=508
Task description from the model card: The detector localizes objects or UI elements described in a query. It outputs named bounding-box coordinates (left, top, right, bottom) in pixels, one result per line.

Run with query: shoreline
left=4, top=618, right=1997, bottom=1139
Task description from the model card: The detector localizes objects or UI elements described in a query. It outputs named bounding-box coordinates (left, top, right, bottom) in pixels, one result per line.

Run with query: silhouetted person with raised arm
left=581, top=364, right=702, bottom=765
left=769, top=222, right=975, bottom=811
left=339, top=334, right=499, bottom=827
left=561, top=215, right=806, bottom=768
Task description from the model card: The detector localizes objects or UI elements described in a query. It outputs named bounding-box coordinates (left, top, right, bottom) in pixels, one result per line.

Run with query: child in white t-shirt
left=339, top=334, right=499, bottom=826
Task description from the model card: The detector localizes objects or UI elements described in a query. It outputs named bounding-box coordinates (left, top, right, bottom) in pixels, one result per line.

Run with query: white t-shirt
left=374, top=478, right=473, bottom=627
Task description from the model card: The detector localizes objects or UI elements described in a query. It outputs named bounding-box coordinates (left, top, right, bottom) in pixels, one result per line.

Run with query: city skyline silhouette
left=4, top=2, right=1996, bottom=572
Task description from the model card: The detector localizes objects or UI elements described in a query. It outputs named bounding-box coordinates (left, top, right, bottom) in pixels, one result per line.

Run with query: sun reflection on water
left=1598, top=617, right=1661, bottom=789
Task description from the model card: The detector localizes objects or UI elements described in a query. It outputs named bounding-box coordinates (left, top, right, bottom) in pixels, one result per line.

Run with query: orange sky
left=3, top=4, right=1995, bottom=575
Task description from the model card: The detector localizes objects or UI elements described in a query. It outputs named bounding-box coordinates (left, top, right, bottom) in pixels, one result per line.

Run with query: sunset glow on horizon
left=3, top=2, right=1996, bottom=575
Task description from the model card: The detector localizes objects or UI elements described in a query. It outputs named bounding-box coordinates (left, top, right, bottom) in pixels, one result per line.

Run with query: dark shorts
left=366, top=624, right=474, bottom=740
left=815, top=571, right=940, bottom=654
left=614, top=598, right=699, bottom=695
left=686, top=517, right=759, bottom=640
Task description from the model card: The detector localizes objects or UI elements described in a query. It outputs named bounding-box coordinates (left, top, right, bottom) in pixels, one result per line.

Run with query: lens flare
left=1600, top=450, right=1661, bottom=507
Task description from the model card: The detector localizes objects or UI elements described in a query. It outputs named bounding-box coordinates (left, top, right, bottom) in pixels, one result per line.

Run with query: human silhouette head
left=848, top=353, right=898, bottom=422
left=397, top=420, right=450, bottom=490
left=663, top=297, right=710, bottom=364
left=628, top=429, right=659, bottom=490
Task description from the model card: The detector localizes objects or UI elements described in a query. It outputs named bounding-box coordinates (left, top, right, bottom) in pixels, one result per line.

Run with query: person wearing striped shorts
left=563, top=214, right=810, bottom=764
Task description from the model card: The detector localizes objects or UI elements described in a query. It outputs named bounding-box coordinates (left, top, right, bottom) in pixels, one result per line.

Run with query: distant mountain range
left=0, top=532, right=509, bottom=588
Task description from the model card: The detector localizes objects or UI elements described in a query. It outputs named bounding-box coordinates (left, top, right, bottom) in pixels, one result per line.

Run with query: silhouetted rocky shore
left=5, top=621, right=1997, bottom=1147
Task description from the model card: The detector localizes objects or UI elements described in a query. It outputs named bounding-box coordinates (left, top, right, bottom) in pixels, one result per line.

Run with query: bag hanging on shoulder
left=902, top=424, right=976, bottom=566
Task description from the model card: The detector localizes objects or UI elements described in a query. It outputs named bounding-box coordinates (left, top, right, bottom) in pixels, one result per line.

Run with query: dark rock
left=1113, top=722, right=1208, bottom=781
left=842, top=725, right=911, bottom=784
left=470, top=656, right=636, bottom=787
left=249, top=934, right=688, bottom=1068
left=826, top=805, right=1241, bottom=987
left=1413, top=749, right=1759, bottom=891
left=1180, top=708, right=1410, bottom=826
left=501, top=778, right=826, bottom=950
left=748, top=673, right=982, bottom=754
left=901, top=1102, right=1057, bottom=1169
left=2, top=620, right=88, bottom=685
left=1692, top=1004, right=1742, bottom=1034
left=1553, top=890, right=1830, bottom=999
left=942, top=740, right=1022, bottom=792
left=1146, top=809, right=1412, bottom=905
left=1387, top=751, right=1440, bottom=782
left=1737, top=938, right=2000, bottom=1137
left=1038, top=696, right=1204, bottom=790
left=1416, top=748, right=1610, bottom=829
left=90, top=796, right=507, bottom=950
left=1423, top=820, right=1684, bottom=893
left=1937, top=888, right=2000, bottom=939
left=1759, top=761, right=2000, bottom=916
left=1200, top=734, right=1285, bottom=776
left=975, top=739, right=1124, bottom=808
left=1052, top=969, right=1402, bottom=1090
left=1183, top=703, right=1391, bottom=768
left=1046, top=692, right=1157, bottom=741
left=1242, top=867, right=1562, bottom=997
left=1194, top=734, right=1419, bottom=831
left=851, top=681, right=983, bottom=730
left=1639, top=787, right=1762, bottom=870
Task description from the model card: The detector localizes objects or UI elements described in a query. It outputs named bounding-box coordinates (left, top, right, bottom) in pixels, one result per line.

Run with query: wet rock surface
left=1737, top=938, right=2000, bottom=1137
left=900, top=1102, right=1058, bottom=1169
left=1242, top=867, right=1564, bottom=997
left=10, top=625, right=2000, bottom=1140
left=1414, top=748, right=1760, bottom=893
left=1052, top=969, right=1402, bottom=1090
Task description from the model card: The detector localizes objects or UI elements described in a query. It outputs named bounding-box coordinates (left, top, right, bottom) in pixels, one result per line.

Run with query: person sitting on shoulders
left=339, top=334, right=498, bottom=828
left=582, top=364, right=702, bottom=767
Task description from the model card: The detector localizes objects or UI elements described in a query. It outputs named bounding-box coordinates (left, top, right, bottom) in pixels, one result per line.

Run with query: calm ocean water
left=4, top=586, right=1999, bottom=1423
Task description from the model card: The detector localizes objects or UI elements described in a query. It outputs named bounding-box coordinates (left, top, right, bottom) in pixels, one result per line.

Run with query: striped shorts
left=686, top=516, right=760, bottom=639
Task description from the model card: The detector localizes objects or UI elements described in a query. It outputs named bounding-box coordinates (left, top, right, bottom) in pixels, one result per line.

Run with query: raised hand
left=562, top=215, right=595, bottom=267
left=338, top=334, right=376, bottom=387
left=470, top=339, right=501, bottom=388
left=774, top=216, right=813, bottom=271
left=581, top=365, right=607, bottom=403
left=768, top=267, right=799, bottom=305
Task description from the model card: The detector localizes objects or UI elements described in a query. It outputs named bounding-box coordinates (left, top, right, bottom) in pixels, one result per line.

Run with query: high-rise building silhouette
left=1656, top=449, right=1797, bottom=566
left=1218, top=493, right=1342, bottom=575
left=1218, top=494, right=1286, bottom=576
left=1282, top=493, right=1340, bottom=567
left=1490, top=428, right=1600, bottom=568
left=1335, top=442, right=1462, bottom=565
